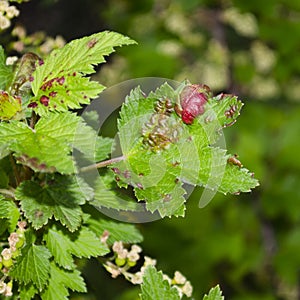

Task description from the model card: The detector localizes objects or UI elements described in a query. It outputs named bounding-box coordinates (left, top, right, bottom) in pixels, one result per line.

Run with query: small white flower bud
left=174, top=271, right=186, bottom=285
left=112, top=241, right=124, bottom=253
left=130, top=272, right=143, bottom=284
left=8, top=232, right=19, bottom=247
left=117, top=248, right=128, bottom=260
left=4, top=285, right=12, bottom=297
left=6, top=56, right=18, bottom=65
left=127, top=251, right=139, bottom=262
left=0, top=15, right=10, bottom=30
left=0, top=282, right=6, bottom=294
left=182, top=281, right=193, bottom=297
left=1, top=248, right=11, bottom=260
left=0, top=1, right=9, bottom=11
left=131, top=244, right=142, bottom=253
left=6, top=6, right=19, bottom=18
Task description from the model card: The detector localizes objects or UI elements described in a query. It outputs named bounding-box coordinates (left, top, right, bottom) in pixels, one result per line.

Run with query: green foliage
left=86, top=219, right=143, bottom=245
left=0, top=46, right=13, bottom=90
left=15, top=175, right=91, bottom=231
left=0, top=4, right=263, bottom=298
left=112, top=82, right=258, bottom=217
left=0, top=30, right=145, bottom=299
left=140, top=266, right=181, bottom=300
left=203, top=285, right=224, bottom=300
left=10, top=241, right=52, bottom=291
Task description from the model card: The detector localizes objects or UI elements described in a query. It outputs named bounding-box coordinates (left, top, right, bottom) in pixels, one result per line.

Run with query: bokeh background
left=3, top=0, right=300, bottom=299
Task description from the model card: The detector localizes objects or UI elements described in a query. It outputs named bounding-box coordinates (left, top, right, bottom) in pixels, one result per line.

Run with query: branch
left=80, top=156, right=125, bottom=173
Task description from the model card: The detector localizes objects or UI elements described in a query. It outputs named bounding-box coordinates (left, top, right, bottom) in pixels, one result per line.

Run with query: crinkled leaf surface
left=10, top=243, right=52, bottom=291
left=44, top=226, right=109, bottom=270
left=30, top=31, right=135, bottom=114
left=112, top=82, right=258, bottom=217
left=0, top=111, right=106, bottom=174
left=41, top=262, right=86, bottom=300
left=15, top=175, right=92, bottom=231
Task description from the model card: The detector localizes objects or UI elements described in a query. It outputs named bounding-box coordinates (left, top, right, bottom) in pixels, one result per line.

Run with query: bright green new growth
left=110, top=82, right=258, bottom=217
left=203, top=285, right=224, bottom=300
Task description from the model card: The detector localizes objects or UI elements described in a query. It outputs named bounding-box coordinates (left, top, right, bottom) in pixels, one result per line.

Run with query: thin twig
left=80, top=156, right=125, bottom=173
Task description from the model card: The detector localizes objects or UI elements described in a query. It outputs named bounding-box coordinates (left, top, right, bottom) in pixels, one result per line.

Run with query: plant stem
left=0, top=188, right=15, bottom=199
left=9, top=154, right=21, bottom=186
left=80, top=156, right=125, bottom=173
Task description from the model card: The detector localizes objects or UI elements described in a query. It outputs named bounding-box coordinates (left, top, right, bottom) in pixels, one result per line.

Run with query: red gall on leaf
left=175, top=84, right=211, bottom=124
left=40, top=95, right=49, bottom=106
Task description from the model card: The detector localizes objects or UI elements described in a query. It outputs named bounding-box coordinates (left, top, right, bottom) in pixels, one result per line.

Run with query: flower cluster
left=11, top=25, right=65, bottom=55
left=0, top=1, right=19, bottom=30
left=0, top=221, right=26, bottom=297
left=103, top=241, right=144, bottom=281
left=103, top=241, right=193, bottom=298
left=163, top=270, right=193, bottom=298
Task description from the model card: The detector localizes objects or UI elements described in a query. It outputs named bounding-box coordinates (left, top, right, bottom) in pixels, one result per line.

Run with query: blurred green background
left=6, top=0, right=300, bottom=299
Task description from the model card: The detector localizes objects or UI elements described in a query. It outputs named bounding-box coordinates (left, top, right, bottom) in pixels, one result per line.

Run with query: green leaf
left=30, top=31, right=136, bottom=114
left=117, top=86, right=154, bottom=155
left=10, top=243, right=51, bottom=291
left=31, top=75, right=104, bottom=115
left=92, top=171, right=142, bottom=212
left=0, top=90, right=22, bottom=121
left=86, top=219, right=143, bottom=245
left=0, top=196, right=20, bottom=232
left=69, top=226, right=110, bottom=258
left=0, top=112, right=104, bottom=174
left=113, top=82, right=259, bottom=217
left=219, top=163, right=259, bottom=194
left=0, top=46, right=13, bottom=90
left=0, top=195, right=10, bottom=218
left=0, top=111, right=113, bottom=173
left=41, top=262, right=86, bottom=300
left=16, top=175, right=91, bottom=231
left=43, top=228, right=75, bottom=270
left=73, top=116, right=114, bottom=164
left=203, top=285, right=224, bottom=300
left=44, top=226, right=109, bottom=269
left=19, top=284, right=38, bottom=300
left=140, top=266, right=180, bottom=300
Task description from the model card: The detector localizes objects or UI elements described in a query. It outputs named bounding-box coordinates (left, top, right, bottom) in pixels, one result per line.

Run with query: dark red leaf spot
left=57, top=76, right=65, bottom=85
left=28, top=102, right=38, bottom=108
left=112, top=167, right=120, bottom=174
left=40, top=95, right=49, bottom=106
left=136, top=183, right=143, bottom=190
left=29, top=76, right=34, bottom=82
left=38, top=59, right=44, bottom=66
left=123, top=170, right=131, bottom=178
left=49, top=91, right=57, bottom=97
left=87, top=38, right=98, bottom=48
